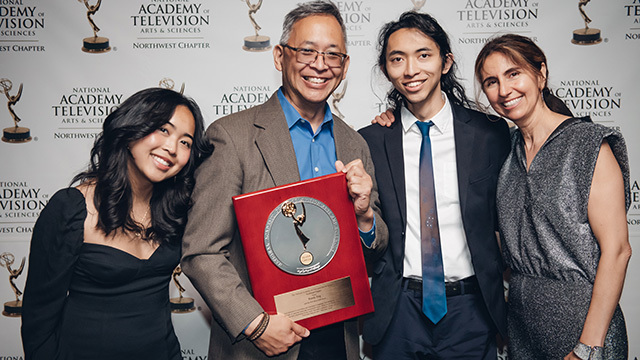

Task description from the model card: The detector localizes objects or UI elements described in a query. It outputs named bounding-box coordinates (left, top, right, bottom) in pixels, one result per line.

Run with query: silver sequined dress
left=497, top=118, right=630, bottom=359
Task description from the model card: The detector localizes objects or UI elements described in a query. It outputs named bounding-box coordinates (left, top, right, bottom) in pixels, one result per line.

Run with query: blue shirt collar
left=277, top=87, right=334, bottom=132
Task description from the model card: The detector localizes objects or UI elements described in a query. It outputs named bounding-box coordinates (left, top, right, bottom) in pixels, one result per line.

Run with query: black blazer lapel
left=386, top=111, right=407, bottom=229
left=452, top=104, right=476, bottom=219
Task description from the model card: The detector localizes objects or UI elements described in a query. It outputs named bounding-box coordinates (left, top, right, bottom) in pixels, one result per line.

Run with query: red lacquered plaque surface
left=232, top=172, right=374, bottom=330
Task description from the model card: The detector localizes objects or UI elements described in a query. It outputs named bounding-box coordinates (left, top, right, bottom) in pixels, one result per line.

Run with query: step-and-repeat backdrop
left=1, top=0, right=639, bottom=358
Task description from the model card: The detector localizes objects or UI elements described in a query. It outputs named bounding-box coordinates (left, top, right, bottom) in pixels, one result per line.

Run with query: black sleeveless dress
left=21, top=188, right=181, bottom=360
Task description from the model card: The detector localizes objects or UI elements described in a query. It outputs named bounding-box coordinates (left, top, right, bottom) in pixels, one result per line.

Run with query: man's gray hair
left=279, top=0, right=347, bottom=49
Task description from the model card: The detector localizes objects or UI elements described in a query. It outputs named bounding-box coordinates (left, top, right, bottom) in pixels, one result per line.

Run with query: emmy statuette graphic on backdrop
left=572, top=0, right=602, bottom=45
left=79, top=0, right=111, bottom=53
left=1, top=252, right=25, bottom=317
left=170, top=266, right=196, bottom=313
left=242, top=0, right=272, bottom=52
left=158, top=78, right=185, bottom=95
left=331, top=79, right=347, bottom=120
left=1, top=79, right=31, bottom=144
left=411, top=0, right=426, bottom=11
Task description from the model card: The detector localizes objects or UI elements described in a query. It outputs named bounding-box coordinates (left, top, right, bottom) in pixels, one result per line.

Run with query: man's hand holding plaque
left=336, top=159, right=374, bottom=232
left=244, top=312, right=310, bottom=356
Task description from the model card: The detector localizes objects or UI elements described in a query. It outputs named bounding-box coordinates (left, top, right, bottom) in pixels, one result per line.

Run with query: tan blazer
left=182, top=92, right=388, bottom=360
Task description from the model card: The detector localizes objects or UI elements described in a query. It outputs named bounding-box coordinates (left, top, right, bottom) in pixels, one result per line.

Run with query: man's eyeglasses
left=282, top=44, right=348, bottom=68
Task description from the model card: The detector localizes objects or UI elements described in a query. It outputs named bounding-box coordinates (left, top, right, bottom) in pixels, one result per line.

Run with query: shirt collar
left=277, top=87, right=334, bottom=131
left=401, top=92, right=452, bottom=135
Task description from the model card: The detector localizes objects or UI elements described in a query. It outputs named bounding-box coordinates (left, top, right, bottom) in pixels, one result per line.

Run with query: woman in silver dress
left=474, top=34, right=631, bottom=359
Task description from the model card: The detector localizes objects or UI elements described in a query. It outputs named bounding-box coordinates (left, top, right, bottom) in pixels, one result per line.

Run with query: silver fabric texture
left=497, top=118, right=630, bottom=359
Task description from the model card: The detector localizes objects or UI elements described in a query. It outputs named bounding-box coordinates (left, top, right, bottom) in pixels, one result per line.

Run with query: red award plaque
left=232, top=172, right=374, bottom=330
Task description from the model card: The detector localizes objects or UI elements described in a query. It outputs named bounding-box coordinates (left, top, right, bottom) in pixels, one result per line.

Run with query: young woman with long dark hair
left=21, top=87, right=212, bottom=360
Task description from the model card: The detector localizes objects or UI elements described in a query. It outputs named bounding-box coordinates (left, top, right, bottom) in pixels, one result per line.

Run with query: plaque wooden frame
left=232, top=172, right=374, bottom=330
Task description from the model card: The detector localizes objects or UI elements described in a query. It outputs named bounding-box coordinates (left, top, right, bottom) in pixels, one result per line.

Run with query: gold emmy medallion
left=1, top=79, right=31, bottom=144
left=242, top=0, right=272, bottom=52
left=158, top=78, right=185, bottom=95
left=1, top=252, right=25, bottom=317
left=572, top=0, right=602, bottom=45
left=170, top=266, right=196, bottom=313
left=331, top=79, right=347, bottom=120
left=411, top=0, right=426, bottom=11
left=80, top=0, right=111, bottom=53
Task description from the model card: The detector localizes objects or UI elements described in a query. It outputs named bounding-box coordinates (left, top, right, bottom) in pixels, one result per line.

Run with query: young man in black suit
left=359, top=11, right=509, bottom=359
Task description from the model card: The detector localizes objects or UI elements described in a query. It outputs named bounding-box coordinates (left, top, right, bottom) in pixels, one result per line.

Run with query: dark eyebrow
left=482, top=66, right=522, bottom=84
left=387, top=50, right=406, bottom=57
left=387, top=47, right=434, bottom=57
left=300, top=40, right=342, bottom=51
left=165, top=120, right=194, bottom=140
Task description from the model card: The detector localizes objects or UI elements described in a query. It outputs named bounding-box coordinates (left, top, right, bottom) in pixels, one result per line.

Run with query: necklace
left=134, top=207, right=150, bottom=238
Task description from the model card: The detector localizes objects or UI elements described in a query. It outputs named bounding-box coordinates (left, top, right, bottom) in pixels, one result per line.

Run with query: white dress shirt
left=401, top=95, right=475, bottom=282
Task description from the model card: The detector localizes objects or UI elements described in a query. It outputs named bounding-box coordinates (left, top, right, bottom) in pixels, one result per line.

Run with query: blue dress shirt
left=276, top=88, right=375, bottom=244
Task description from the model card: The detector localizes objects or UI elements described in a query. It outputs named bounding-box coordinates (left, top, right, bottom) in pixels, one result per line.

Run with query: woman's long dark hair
left=73, top=87, right=212, bottom=244
left=377, top=11, right=473, bottom=110
left=474, top=34, right=573, bottom=117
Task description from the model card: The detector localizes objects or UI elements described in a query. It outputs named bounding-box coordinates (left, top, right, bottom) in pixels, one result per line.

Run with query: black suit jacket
left=358, top=103, right=510, bottom=345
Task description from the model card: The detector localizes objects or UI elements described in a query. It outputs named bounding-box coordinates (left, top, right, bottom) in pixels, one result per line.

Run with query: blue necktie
left=415, top=121, right=447, bottom=324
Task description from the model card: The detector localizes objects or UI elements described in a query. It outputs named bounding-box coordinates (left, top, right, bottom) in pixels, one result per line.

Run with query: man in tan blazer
left=181, top=1, right=388, bottom=359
